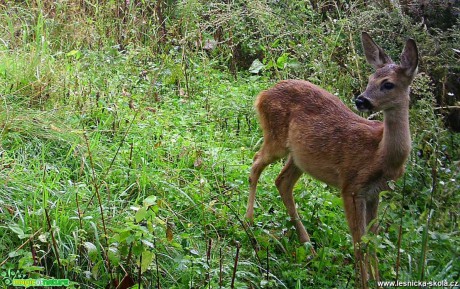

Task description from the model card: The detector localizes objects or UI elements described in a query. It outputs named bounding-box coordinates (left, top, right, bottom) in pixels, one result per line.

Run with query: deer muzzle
left=355, top=96, right=373, bottom=112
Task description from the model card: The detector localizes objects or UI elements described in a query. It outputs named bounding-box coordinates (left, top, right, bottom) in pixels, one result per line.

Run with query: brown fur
left=256, top=80, right=385, bottom=188
left=245, top=32, right=418, bottom=288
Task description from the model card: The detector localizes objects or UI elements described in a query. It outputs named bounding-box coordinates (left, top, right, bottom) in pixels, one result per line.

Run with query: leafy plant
left=1, top=1, right=458, bottom=288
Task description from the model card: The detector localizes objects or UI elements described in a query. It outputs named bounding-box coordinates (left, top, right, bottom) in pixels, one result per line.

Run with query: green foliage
left=1, top=0, right=458, bottom=288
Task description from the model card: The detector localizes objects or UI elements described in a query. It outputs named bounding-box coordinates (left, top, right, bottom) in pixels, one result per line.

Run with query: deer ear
left=400, top=38, right=418, bottom=78
left=361, top=32, right=392, bottom=69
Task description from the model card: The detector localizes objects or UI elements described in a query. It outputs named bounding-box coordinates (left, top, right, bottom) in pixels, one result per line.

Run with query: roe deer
left=245, top=32, right=418, bottom=288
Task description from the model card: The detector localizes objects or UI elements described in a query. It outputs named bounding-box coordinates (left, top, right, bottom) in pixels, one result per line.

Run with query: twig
left=83, top=133, right=113, bottom=281
left=347, top=23, right=362, bottom=86
left=127, top=141, right=134, bottom=180
left=209, top=165, right=263, bottom=268
left=75, top=191, right=84, bottom=272
left=138, top=235, right=143, bottom=288
left=154, top=236, right=160, bottom=289
left=103, top=110, right=138, bottom=178
left=419, top=152, right=438, bottom=280
left=126, top=243, right=133, bottom=272
left=181, top=42, right=191, bottom=98
left=219, top=247, right=223, bottom=288
left=230, top=242, right=241, bottom=289
left=45, top=209, right=62, bottom=269
left=206, top=239, right=212, bottom=288
left=433, top=106, right=460, bottom=110
left=82, top=110, right=138, bottom=215
left=266, top=245, right=270, bottom=281
left=219, top=196, right=263, bottom=268
left=30, top=238, right=37, bottom=265
left=0, top=229, right=42, bottom=267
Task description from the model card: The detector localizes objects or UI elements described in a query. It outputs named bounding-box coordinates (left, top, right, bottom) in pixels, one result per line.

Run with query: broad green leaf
left=135, top=207, right=148, bottom=222
left=8, top=224, right=24, bottom=236
left=143, top=195, right=157, bottom=208
left=83, top=242, right=98, bottom=262
left=92, top=260, right=102, bottom=279
left=276, top=53, right=289, bottom=69
left=115, top=229, right=133, bottom=243
left=8, top=251, right=22, bottom=258
left=108, top=247, right=120, bottom=266
left=138, top=250, right=155, bottom=274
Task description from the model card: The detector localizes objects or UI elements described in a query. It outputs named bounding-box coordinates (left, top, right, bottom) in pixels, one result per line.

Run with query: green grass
left=1, top=1, right=459, bottom=288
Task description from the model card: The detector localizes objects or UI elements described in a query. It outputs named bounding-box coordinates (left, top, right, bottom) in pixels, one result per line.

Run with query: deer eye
left=381, top=82, right=395, bottom=90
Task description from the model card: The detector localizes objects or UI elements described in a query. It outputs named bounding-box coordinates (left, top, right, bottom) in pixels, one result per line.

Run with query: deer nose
left=355, top=96, right=373, bottom=111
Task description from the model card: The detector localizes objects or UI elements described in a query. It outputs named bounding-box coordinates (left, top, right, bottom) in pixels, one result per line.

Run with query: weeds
left=1, top=1, right=459, bottom=288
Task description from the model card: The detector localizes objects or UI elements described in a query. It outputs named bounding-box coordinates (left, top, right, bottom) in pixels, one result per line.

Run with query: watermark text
left=377, top=280, right=459, bottom=287
left=13, top=279, right=69, bottom=287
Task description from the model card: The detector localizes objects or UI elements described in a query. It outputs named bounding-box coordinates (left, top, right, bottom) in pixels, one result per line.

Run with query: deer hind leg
left=245, top=141, right=287, bottom=221
left=342, top=192, right=369, bottom=289
left=274, top=156, right=314, bottom=248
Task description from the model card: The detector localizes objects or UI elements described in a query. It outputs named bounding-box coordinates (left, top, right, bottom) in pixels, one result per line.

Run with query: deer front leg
left=246, top=143, right=286, bottom=221
left=275, top=157, right=316, bottom=254
left=246, top=151, right=276, bottom=220
left=366, top=196, right=380, bottom=283
left=366, top=196, right=379, bottom=234
left=246, top=151, right=267, bottom=221
left=342, top=192, right=369, bottom=289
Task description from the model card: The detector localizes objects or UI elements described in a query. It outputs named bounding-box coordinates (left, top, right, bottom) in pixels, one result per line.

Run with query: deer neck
left=381, top=104, right=411, bottom=169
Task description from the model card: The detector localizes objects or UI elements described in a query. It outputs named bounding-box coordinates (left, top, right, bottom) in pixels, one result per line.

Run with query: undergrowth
left=1, top=1, right=459, bottom=288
